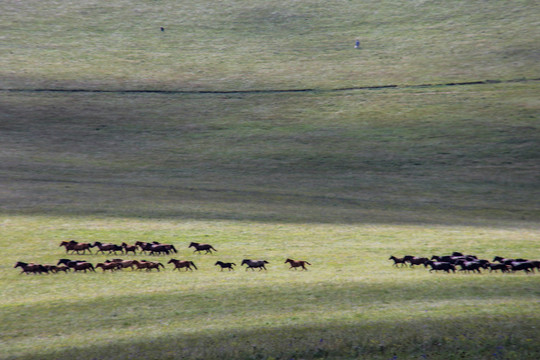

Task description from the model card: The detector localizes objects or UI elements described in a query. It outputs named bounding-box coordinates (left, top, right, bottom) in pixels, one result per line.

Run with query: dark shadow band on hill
left=7, top=315, right=540, bottom=360
left=3, top=280, right=540, bottom=360
left=2, top=77, right=539, bottom=95
left=0, top=177, right=538, bottom=226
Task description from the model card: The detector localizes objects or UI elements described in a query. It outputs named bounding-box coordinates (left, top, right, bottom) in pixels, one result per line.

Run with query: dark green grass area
left=2, top=274, right=539, bottom=360
left=7, top=316, right=540, bottom=360
left=1, top=83, right=538, bottom=224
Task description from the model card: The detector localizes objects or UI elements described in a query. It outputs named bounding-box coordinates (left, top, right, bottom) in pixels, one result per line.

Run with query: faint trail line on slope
left=1, top=77, right=539, bottom=95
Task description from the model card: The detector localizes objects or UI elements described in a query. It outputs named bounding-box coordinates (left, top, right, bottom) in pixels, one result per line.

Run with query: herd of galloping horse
left=389, top=252, right=539, bottom=274
left=14, top=240, right=312, bottom=274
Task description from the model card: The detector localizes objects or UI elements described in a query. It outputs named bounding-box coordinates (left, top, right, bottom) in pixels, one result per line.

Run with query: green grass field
left=1, top=1, right=539, bottom=359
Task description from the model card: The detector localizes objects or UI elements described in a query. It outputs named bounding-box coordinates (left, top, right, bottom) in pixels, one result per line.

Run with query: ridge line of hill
left=2, top=77, right=539, bottom=95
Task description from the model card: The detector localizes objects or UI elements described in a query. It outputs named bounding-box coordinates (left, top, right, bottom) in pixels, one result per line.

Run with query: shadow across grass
left=2, top=277, right=540, bottom=359
left=7, top=314, right=539, bottom=360
left=1, top=84, right=539, bottom=226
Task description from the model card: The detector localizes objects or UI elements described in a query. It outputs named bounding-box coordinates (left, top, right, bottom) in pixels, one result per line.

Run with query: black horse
left=214, top=261, right=236, bottom=271
left=389, top=255, right=407, bottom=267
left=403, top=256, right=429, bottom=267
left=510, top=261, right=535, bottom=273
left=57, top=259, right=88, bottom=269
left=493, top=256, right=528, bottom=265
left=456, top=260, right=483, bottom=274
left=424, top=260, right=456, bottom=273
left=241, top=259, right=269, bottom=271
left=488, top=262, right=510, bottom=273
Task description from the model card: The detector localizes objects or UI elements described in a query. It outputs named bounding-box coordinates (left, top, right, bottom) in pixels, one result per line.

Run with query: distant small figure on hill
left=160, top=27, right=165, bottom=32
left=354, top=39, right=360, bottom=49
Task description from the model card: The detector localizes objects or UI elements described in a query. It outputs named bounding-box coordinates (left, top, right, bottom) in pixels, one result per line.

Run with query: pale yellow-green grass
left=1, top=216, right=539, bottom=359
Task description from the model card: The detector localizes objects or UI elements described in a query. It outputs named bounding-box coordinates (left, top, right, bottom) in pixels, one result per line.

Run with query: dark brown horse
left=72, top=262, right=95, bottom=273
left=135, top=242, right=176, bottom=255
left=122, top=242, right=138, bottom=255
left=149, top=243, right=177, bottom=255
left=135, top=241, right=152, bottom=254
left=214, top=261, right=236, bottom=271
left=168, top=259, right=198, bottom=271
left=93, top=242, right=123, bottom=255
left=285, top=258, right=311, bottom=270
left=107, top=259, right=137, bottom=270
left=54, top=264, right=71, bottom=273
left=14, top=261, right=47, bottom=275
left=42, top=264, right=62, bottom=273
left=133, top=260, right=164, bottom=271
left=59, top=241, right=75, bottom=253
left=189, top=242, right=217, bottom=254
left=59, top=240, right=93, bottom=254
left=96, top=262, right=121, bottom=272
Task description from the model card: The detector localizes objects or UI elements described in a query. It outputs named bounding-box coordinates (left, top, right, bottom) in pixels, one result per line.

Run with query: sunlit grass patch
left=1, top=216, right=539, bottom=359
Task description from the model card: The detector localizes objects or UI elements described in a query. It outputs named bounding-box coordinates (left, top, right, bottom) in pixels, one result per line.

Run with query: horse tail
left=159, top=263, right=165, bottom=268
left=211, top=246, right=217, bottom=251
left=305, top=261, right=312, bottom=265
left=171, top=245, right=178, bottom=253
left=190, top=261, right=198, bottom=270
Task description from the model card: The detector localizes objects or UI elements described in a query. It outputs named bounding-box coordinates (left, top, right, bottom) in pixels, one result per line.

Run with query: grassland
left=1, top=0, right=539, bottom=359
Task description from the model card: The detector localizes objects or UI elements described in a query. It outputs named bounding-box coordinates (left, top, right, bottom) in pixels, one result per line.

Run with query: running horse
left=168, top=259, right=198, bottom=271
left=285, top=258, right=311, bottom=270
left=14, top=261, right=47, bottom=275
left=214, top=261, right=236, bottom=271
left=122, top=242, right=138, bottom=255
left=60, top=240, right=93, bottom=254
left=93, top=241, right=123, bottom=255
left=241, top=259, right=269, bottom=271
left=133, top=260, right=165, bottom=272
left=189, top=242, right=217, bottom=254
left=72, top=262, right=96, bottom=273
left=96, top=262, right=121, bottom=272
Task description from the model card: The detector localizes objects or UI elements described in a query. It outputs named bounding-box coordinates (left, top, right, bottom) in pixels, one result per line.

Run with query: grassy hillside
left=1, top=83, right=538, bottom=224
left=1, top=0, right=539, bottom=90
left=0, top=0, right=539, bottom=359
